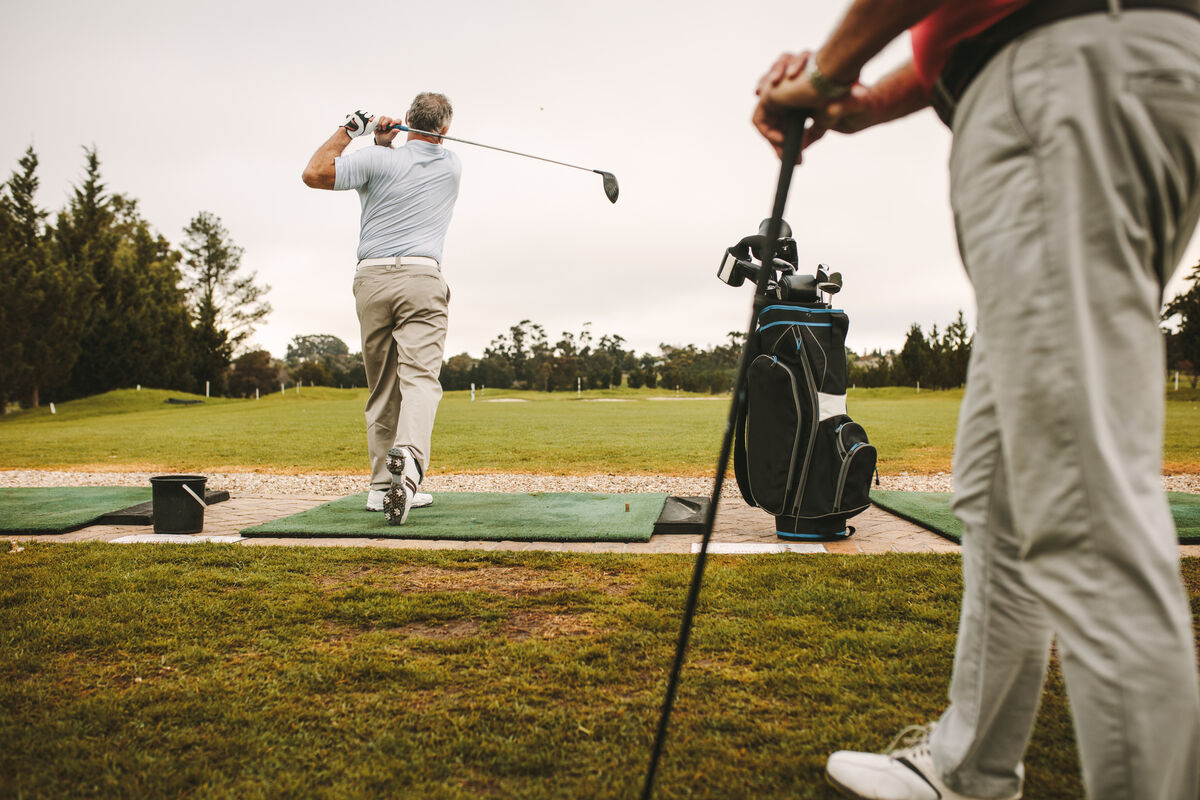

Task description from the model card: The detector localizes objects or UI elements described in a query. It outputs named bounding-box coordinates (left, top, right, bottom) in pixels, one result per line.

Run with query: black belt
left=931, top=0, right=1200, bottom=127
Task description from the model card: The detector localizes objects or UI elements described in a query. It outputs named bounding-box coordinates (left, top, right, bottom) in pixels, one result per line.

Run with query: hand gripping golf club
left=640, top=111, right=809, bottom=800
left=387, top=124, right=619, bottom=203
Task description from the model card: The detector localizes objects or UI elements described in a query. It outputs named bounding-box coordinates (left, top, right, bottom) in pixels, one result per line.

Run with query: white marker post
left=255, top=388, right=260, bottom=400
left=470, top=382, right=475, bottom=402
left=205, top=380, right=210, bottom=398
left=49, top=402, right=56, bottom=415
left=577, top=377, right=581, bottom=397
left=280, top=382, right=285, bottom=395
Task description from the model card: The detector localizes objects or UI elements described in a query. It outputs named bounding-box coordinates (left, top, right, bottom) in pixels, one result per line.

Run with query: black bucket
left=150, top=475, right=208, bottom=534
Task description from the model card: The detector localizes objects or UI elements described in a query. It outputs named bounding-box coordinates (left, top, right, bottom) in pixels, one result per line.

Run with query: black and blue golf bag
left=721, top=221, right=877, bottom=541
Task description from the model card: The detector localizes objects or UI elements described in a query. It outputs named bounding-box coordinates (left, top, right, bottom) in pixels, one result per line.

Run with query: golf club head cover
left=342, top=110, right=377, bottom=138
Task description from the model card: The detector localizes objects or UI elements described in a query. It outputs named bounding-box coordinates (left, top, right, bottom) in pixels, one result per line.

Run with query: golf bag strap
left=732, top=321, right=765, bottom=507
left=733, top=391, right=755, bottom=506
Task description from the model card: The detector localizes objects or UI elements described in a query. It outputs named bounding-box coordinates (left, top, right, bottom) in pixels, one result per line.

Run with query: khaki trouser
left=929, top=10, right=1200, bottom=800
left=352, top=263, right=449, bottom=491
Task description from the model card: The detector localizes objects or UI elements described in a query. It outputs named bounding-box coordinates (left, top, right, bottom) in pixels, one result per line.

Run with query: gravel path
left=1, top=469, right=1197, bottom=496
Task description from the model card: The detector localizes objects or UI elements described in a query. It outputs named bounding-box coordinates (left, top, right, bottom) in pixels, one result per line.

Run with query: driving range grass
left=3, top=386, right=1198, bottom=475
left=11, top=543, right=1186, bottom=799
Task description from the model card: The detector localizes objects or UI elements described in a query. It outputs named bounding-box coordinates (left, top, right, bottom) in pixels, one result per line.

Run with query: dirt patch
left=396, top=619, right=484, bottom=639
left=501, top=609, right=594, bottom=640
left=317, top=564, right=634, bottom=598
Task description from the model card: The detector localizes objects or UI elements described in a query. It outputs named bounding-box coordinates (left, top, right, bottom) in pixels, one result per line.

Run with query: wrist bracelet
left=808, top=61, right=854, bottom=100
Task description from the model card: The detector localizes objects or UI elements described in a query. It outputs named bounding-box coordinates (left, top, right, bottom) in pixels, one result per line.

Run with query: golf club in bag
left=720, top=220, right=876, bottom=541
left=640, top=112, right=811, bottom=800
left=386, top=123, right=619, bottom=203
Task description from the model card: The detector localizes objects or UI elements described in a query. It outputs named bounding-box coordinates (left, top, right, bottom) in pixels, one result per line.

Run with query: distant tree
left=1164, top=260, right=1200, bottom=388
left=227, top=350, right=280, bottom=397
left=0, top=147, right=53, bottom=408
left=942, top=310, right=972, bottom=388
left=848, top=349, right=895, bottom=388
left=91, top=197, right=196, bottom=394
left=286, top=334, right=349, bottom=364
left=293, top=360, right=333, bottom=387
left=897, top=323, right=931, bottom=388
left=476, top=354, right=514, bottom=390
left=53, top=148, right=120, bottom=399
left=334, top=352, right=367, bottom=388
left=639, top=353, right=659, bottom=389
left=54, top=149, right=195, bottom=399
left=440, top=352, right=476, bottom=390
left=180, top=211, right=271, bottom=393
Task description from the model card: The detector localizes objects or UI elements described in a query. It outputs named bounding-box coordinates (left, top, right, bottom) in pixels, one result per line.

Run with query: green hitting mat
left=0, top=487, right=152, bottom=534
left=240, top=492, right=670, bottom=542
left=871, top=490, right=1200, bottom=545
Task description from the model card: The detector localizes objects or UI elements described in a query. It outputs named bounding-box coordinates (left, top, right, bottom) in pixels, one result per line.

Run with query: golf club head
left=595, top=171, right=619, bottom=203
left=757, top=217, right=793, bottom=239
left=777, top=273, right=819, bottom=302
left=818, top=271, right=843, bottom=296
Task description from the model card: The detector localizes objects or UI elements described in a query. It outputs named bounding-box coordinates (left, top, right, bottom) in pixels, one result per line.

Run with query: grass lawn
left=12, top=544, right=1189, bottom=799
left=2, top=386, right=1198, bottom=475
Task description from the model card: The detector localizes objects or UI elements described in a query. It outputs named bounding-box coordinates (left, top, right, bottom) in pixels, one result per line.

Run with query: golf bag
left=722, top=222, right=877, bottom=541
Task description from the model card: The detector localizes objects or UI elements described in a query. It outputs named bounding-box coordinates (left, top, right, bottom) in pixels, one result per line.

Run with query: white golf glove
left=342, top=110, right=377, bottom=138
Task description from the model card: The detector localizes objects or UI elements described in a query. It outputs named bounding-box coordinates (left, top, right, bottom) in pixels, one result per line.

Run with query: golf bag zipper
left=789, top=326, right=822, bottom=516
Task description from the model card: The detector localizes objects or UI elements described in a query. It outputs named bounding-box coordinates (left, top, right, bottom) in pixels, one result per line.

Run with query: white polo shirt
left=334, top=140, right=462, bottom=263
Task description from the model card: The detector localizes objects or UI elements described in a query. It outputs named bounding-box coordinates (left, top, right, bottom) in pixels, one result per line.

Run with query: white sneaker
left=368, top=489, right=429, bottom=512
left=826, top=725, right=1021, bottom=800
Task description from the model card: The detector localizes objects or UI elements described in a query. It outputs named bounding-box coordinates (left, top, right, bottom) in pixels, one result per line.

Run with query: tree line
left=439, top=314, right=979, bottom=393
left=225, top=334, right=368, bottom=398
left=0, top=146, right=270, bottom=411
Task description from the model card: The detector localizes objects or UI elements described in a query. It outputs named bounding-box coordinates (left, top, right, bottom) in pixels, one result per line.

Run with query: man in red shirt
left=754, top=1, right=1200, bottom=799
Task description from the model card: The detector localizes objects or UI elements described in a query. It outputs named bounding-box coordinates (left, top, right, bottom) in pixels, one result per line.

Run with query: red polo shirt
left=911, top=0, right=1035, bottom=89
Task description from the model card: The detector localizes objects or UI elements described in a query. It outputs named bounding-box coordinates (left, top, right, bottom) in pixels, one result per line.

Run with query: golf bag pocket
left=832, top=420, right=875, bottom=514
left=745, top=354, right=811, bottom=515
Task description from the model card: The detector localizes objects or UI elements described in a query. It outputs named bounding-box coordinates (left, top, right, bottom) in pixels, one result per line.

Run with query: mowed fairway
left=1, top=386, right=1197, bottom=475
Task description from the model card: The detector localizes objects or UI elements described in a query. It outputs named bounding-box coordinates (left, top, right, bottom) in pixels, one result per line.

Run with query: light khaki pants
left=352, top=263, right=449, bottom=491
left=930, top=10, right=1200, bottom=799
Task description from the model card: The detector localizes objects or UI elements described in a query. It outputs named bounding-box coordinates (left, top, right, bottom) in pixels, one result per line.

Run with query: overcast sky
left=3, top=0, right=1197, bottom=361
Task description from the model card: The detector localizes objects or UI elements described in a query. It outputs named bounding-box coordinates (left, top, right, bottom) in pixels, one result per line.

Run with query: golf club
left=639, top=111, right=808, bottom=800
left=386, top=123, right=619, bottom=203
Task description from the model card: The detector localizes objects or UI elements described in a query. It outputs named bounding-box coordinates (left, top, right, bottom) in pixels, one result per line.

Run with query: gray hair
left=407, top=92, right=453, bottom=133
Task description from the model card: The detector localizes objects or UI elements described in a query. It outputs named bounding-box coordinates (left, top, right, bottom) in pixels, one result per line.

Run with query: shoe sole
left=825, top=772, right=866, bottom=800
left=383, top=484, right=410, bottom=525
left=386, top=447, right=406, bottom=481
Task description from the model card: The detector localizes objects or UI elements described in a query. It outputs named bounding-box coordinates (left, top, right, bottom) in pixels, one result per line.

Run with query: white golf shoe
left=826, top=725, right=1021, bottom=800
left=383, top=446, right=423, bottom=525
left=367, top=489, right=431, bottom=512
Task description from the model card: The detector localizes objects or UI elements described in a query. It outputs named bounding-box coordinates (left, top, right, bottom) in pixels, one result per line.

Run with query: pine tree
left=0, top=147, right=94, bottom=408
left=56, top=148, right=118, bottom=398
left=180, top=211, right=271, bottom=393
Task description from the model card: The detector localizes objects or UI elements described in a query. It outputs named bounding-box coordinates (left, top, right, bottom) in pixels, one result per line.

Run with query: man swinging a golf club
left=752, top=1, right=1200, bottom=799
left=302, top=92, right=461, bottom=524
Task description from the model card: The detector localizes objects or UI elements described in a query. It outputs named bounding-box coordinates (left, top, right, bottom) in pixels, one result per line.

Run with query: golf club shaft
left=639, top=111, right=808, bottom=800
left=388, top=124, right=597, bottom=174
